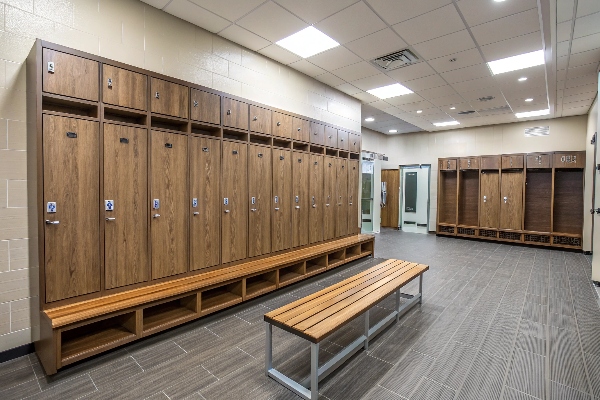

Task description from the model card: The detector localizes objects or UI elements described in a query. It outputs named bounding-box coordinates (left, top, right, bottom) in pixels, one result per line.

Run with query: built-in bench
left=36, top=234, right=374, bottom=375
left=264, top=259, right=428, bottom=400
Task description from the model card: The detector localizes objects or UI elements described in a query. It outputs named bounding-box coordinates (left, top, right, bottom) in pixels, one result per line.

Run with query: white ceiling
left=143, top=0, right=600, bottom=135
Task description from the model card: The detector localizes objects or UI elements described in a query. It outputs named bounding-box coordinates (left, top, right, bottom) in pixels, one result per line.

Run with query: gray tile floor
left=2, top=229, right=600, bottom=399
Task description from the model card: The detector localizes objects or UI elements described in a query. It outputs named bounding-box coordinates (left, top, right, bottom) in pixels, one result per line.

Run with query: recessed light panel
left=515, top=109, right=550, bottom=118
left=364, top=117, right=375, bottom=122
left=416, top=110, right=422, bottom=113
left=487, top=50, right=544, bottom=75
left=518, top=77, right=528, bottom=81
left=276, top=26, right=339, bottom=58
left=389, top=129, right=398, bottom=133
left=433, top=121, right=460, bottom=127
left=525, top=98, right=533, bottom=102
left=367, top=83, right=413, bottom=99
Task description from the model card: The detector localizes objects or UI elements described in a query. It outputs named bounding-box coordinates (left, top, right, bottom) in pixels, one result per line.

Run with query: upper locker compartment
left=349, top=133, right=361, bottom=153
left=337, top=130, right=349, bottom=151
left=223, top=98, right=249, bottom=131
left=553, top=151, right=585, bottom=168
left=325, top=126, right=338, bottom=148
left=459, top=157, right=479, bottom=170
left=272, top=112, right=293, bottom=139
left=102, top=65, right=147, bottom=111
left=150, top=77, right=189, bottom=119
left=190, top=89, right=221, bottom=125
left=501, top=154, right=524, bottom=169
left=310, top=122, right=325, bottom=146
left=292, top=117, right=310, bottom=142
left=43, top=49, right=99, bottom=101
left=250, top=105, right=272, bottom=135
left=527, top=153, right=552, bottom=168
left=439, top=158, right=457, bottom=171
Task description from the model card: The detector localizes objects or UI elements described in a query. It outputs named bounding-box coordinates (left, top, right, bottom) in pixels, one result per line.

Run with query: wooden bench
left=264, top=259, right=428, bottom=400
left=36, top=234, right=375, bottom=375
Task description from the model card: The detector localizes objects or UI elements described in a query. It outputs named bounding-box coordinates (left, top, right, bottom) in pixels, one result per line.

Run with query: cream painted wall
left=362, top=115, right=590, bottom=242
left=0, top=0, right=362, bottom=352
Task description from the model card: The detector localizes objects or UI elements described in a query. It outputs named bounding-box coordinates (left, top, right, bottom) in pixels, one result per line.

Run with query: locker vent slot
left=479, top=229, right=497, bottom=238
left=499, top=231, right=522, bottom=241
left=293, top=142, right=309, bottom=152
left=250, top=134, right=271, bottom=146
left=42, top=93, right=99, bottom=118
left=339, top=151, right=350, bottom=159
left=191, top=122, right=220, bottom=138
left=104, top=106, right=147, bottom=125
left=326, top=148, right=338, bottom=157
left=457, top=227, right=476, bottom=236
left=524, top=234, right=550, bottom=243
left=552, top=235, right=581, bottom=247
left=438, top=225, right=455, bottom=234
left=223, top=129, right=248, bottom=142
left=273, top=138, right=292, bottom=149
left=350, top=153, right=360, bottom=160
left=310, top=145, right=325, bottom=155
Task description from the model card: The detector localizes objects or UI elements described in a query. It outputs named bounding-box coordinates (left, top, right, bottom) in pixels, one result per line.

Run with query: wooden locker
left=248, top=145, right=272, bottom=257
left=292, top=152, right=310, bottom=247
left=310, top=122, right=325, bottom=146
left=190, top=89, right=220, bottom=125
left=103, top=124, right=148, bottom=289
left=324, top=156, right=337, bottom=240
left=526, top=153, right=552, bottom=169
left=292, top=117, right=310, bottom=142
left=150, top=78, right=189, bottom=119
left=190, top=137, right=221, bottom=270
left=459, top=157, right=479, bottom=170
left=42, top=49, right=99, bottom=101
left=272, top=148, right=292, bottom=252
left=480, top=156, right=500, bottom=170
left=349, top=134, right=361, bottom=153
left=222, top=141, right=248, bottom=263
left=150, top=131, right=189, bottom=279
left=439, top=158, right=457, bottom=171
left=337, top=130, right=349, bottom=151
left=553, top=151, right=585, bottom=169
left=325, top=126, right=338, bottom=148
left=223, top=98, right=249, bottom=130
left=348, top=160, right=359, bottom=234
left=501, top=155, right=524, bottom=169
left=272, top=112, right=293, bottom=139
left=480, top=171, right=499, bottom=228
left=500, top=171, right=523, bottom=230
left=249, top=105, right=272, bottom=135
left=309, top=154, right=324, bottom=243
left=335, top=158, right=348, bottom=237
left=102, top=65, right=147, bottom=111
left=43, top=114, right=100, bottom=302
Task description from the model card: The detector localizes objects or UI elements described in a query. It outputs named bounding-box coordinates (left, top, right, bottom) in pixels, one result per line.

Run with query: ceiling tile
left=418, top=84, right=459, bottom=100
left=456, top=0, right=537, bottom=27
left=440, top=63, right=492, bottom=84
left=562, top=91, right=596, bottom=103
left=258, top=44, right=302, bottom=65
left=345, top=28, right=408, bottom=60
left=563, top=83, right=597, bottom=96
left=571, top=32, right=600, bottom=54
left=556, top=41, right=571, bottom=57
left=351, top=73, right=397, bottom=91
left=556, top=21, right=572, bottom=43
left=288, top=60, right=327, bottom=77
left=164, top=0, right=231, bottom=33
left=567, top=48, right=600, bottom=67
left=386, top=62, right=437, bottom=83
left=428, top=48, right=485, bottom=73
left=451, top=76, right=496, bottom=93
left=567, top=62, right=599, bottom=79
left=189, top=0, right=264, bottom=21
left=391, top=4, right=465, bottom=45
left=366, top=0, right=453, bottom=26
left=141, top=0, right=171, bottom=8
left=556, top=55, right=569, bottom=70
left=557, top=0, right=575, bottom=23
left=218, top=25, right=271, bottom=51
left=503, top=85, right=548, bottom=101
left=273, top=0, right=358, bottom=24
left=471, top=9, right=541, bottom=47
left=314, top=72, right=346, bottom=87
left=353, top=91, right=381, bottom=103
left=335, top=83, right=362, bottom=96
left=564, top=73, right=598, bottom=89
left=510, top=101, right=550, bottom=113
left=384, top=93, right=425, bottom=106
left=493, top=64, right=546, bottom=92
left=573, top=12, right=600, bottom=38
left=480, top=31, right=542, bottom=61
left=306, top=46, right=362, bottom=71
left=396, top=99, right=436, bottom=112
left=412, top=30, right=477, bottom=60
left=562, top=105, right=590, bottom=116
left=576, top=0, right=600, bottom=18
left=237, top=2, right=308, bottom=42
left=315, top=1, right=387, bottom=44
left=332, top=61, right=381, bottom=81
left=404, top=74, right=447, bottom=92
left=429, top=94, right=467, bottom=107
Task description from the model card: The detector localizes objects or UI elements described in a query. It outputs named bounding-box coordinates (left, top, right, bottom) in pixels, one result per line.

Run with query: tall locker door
left=500, top=172, right=524, bottom=230
left=348, top=160, right=359, bottom=235
left=248, top=145, right=272, bottom=258
left=292, top=152, right=309, bottom=247
left=190, top=137, right=221, bottom=271
left=309, top=154, right=324, bottom=243
left=480, top=172, right=499, bottom=228
left=150, top=131, right=189, bottom=279
left=324, top=156, right=337, bottom=240
left=43, top=114, right=100, bottom=302
left=222, top=141, right=248, bottom=263
left=272, top=149, right=292, bottom=252
left=335, top=158, right=348, bottom=237
left=104, top=124, right=148, bottom=290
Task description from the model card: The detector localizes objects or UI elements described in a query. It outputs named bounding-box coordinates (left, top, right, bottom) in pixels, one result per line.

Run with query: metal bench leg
left=419, top=274, right=423, bottom=304
left=266, top=322, right=273, bottom=375
left=364, top=310, right=370, bottom=350
left=311, top=342, right=319, bottom=399
left=396, top=289, right=401, bottom=322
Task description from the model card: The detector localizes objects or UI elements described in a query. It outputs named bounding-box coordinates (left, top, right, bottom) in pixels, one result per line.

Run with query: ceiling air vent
left=370, top=49, right=420, bottom=71
left=525, top=126, right=549, bottom=137
left=478, top=96, right=495, bottom=102
left=458, top=110, right=476, bottom=115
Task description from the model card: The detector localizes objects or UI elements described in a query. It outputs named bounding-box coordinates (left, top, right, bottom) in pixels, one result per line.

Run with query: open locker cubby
left=279, top=262, right=306, bottom=287
left=360, top=241, right=373, bottom=256
left=438, top=171, right=457, bottom=224
left=458, top=170, right=479, bottom=226
left=142, top=294, right=198, bottom=335
left=346, top=244, right=362, bottom=261
left=245, top=271, right=277, bottom=300
left=524, top=170, right=552, bottom=232
left=328, top=249, right=346, bottom=269
left=200, top=281, right=243, bottom=314
left=60, top=311, right=137, bottom=366
left=306, top=255, right=327, bottom=275
left=553, top=169, right=584, bottom=235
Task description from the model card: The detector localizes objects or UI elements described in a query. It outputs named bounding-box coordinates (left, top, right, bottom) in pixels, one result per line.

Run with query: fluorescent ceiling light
left=450, top=107, right=456, bottom=110
left=525, top=98, right=533, bottom=102
left=364, top=117, right=374, bottom=122
left=389, top=129, right=397, bottom=133
left=433, top=121, right=460, bottom=127
left=487, top=50, right=544, bottom=75
left=276, top=26, right=339, bottom=58
left=494, top=0, right=506, bottom=2
left=367, top=83, right=413, bottom=99
left=416, top=110, right=423, bottom=113
left=515, top=109, right=550, bottom=118
left=518, top=77, right=528, bottom=81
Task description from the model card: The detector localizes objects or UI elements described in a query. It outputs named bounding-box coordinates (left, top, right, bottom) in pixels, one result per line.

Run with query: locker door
left=150, top=78, right=189, bottom=119
left=104, top=124, right=148, bottom=289
left=272, top=149, right=292, bottom=252
left=310, top=122, right=325, bottom=146
left=150, top=131, right=189, bottom=279
left=325, top=126, right=338, bottom=148
left=500, top=171, right=523, bottom=230
left=335, top=158, right=348, bottom=237
left=348, top=160, right=359, bottom=235
left=42, top=49, right=99, bottom=101
left=324, top=156, right=336, bottom=240
left=480, top=171, right=499, bottom=228
left=190, top=137, right=221, bottom=270
left=102, top=65, right=147, bottom=111
left=222, top=141, right=248, bottom=263
left=292, top=152, right=309, bottom=247
left=43, top=115, right=100, bottom=302
left=248, top=145, right=272, bottom=257
left=309, top=154, right=324, bottom=244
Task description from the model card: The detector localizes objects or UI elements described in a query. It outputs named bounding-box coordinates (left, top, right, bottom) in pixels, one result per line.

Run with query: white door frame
left=399, top=164, right=431, bottom=232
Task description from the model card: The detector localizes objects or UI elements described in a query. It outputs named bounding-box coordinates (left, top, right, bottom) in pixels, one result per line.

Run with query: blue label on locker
left=105, top=200, right=114, bottom=211
left=192, top=198, right=198, bottom=208
left=224, top=198, right=229, bottom=205
left=153, top=199, right=160, bottom=209
left=47, top=202, right=57, bottom=213
left=274, top=196, right=278, bottom=204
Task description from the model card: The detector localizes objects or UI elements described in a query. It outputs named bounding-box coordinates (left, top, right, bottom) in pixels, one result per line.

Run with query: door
left=104, top=124, right=148, bottom=289
left=150, top=78, right=189, bottom=118
left=325, top=126, right=338, bottom=148
left=310, top=122, right=325, bottom=146
left=348, top=160, right=359, bottom=235
left=249, top=105, right=272, bottom=135
left=43, top=114, right=100, bottom=302
left=500, top=171, right=523, bottom=230
left=222, top=98, right=248, bottom=130
left=272, top=148, right=292, bottom=252
left=42, top=49, right=99, bottom=101
left=190, top=137, right=221, bottom=270
left=400, top=166, right=430, bottom=234
left=248, top=145, right=271, bottom=257
left=150, top=131, right=189, bottom=279
left=102, top=65, right=147, bottom=111
left=190, top=89, right=220, bottom=125
left=335, top=158, right=348, bottom=237
left=222, top=141, right=248, bottom=263
left=380, top=169, right=399, bottom=228
left=293, top=117, right=310, bottom=142
left=480, top=171, right=499, bottom=228
left=292, top=152, right=309, bottom=247
left=272, top=112, right=293, bottom=139
left=349, top=134, right=361, bottom=153
left=337, top=130, right=349, bottom=150
left=324, top=156, right=336, bottom=240
left=309, top=154, right=324, bottom=243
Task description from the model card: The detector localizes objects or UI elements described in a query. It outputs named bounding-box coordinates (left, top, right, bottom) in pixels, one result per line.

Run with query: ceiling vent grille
left=370, top=49, right=420, bottom=71
left=525, top=126, right=550, bottom=137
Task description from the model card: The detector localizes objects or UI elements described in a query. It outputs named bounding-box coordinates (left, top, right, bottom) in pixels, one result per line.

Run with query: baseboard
left=0, top=342, right=34, bottom=364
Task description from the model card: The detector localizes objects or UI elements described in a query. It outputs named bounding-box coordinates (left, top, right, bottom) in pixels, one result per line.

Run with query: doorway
left=400, top=165, right=431, bottom=234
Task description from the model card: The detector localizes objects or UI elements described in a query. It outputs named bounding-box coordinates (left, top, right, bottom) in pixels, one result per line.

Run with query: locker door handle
left=274, top=207, right=280, bottom=211
left=193, top=212, right=199, bottom=215
left=251, top=208, right=257, bottom=212
left=277, top=122, right=281, bottom=126
left=253, top=116, right=258, bottom=121
left=295, top=206, right=300, bottom=209
left=224, top=210, right=230, bottom=213
left=503, top=197, right=508, bottom=203
left=483, top=195, right=487, bottom=203
left=155, top=92, right=160, bottom=99
left=107, top=78, right=112, bottom=88
left=45, top=220, right=59, bottom=225
left=312, top=205, right=317, bottom=208
left=226, top=110, right=231, bottom=115
left=298, top=128, right=301, bottom=131
left=105, top=217, right=116, bottom=221
left=153, top=214, right=160, bottom=218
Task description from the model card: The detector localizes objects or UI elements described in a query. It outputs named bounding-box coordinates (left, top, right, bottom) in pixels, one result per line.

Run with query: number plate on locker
left=192, top=198, right=198, bottom=208
left=224, top=198, right=229, bottom=205
left=153, top=199, right=160, bottom=209
left=47, top=202, right=57, bottom=213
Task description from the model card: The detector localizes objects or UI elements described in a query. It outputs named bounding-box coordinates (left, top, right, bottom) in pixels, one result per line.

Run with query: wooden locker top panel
left=439, top=158, right=457, bottom=171
left=553, top=151, right=585, bottom=169
left=249, top=105, right=272, bottom=135
left=102, top=64, right=147, bottom=111
left=459, top=157, right=479, bottom=170
left=325, top=126, right=338, bottom=148
left=190, top=89, right=220, bottom=125
left=310, top=122, right=325, bottom=146
left=501, top=155, right=524, bottom=169
left=222, top=98, right=249, bottom=130
left=43, top=49, right=99, bottom=101
left=526, top=153, right=552, bottom=169
left=272, top=111, right=293, bottom=139
left=480, top=156, right=500, bottom=170
left=292, top=117, right=310, bottom=142
left=150, top=77, right=189, bottom=119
